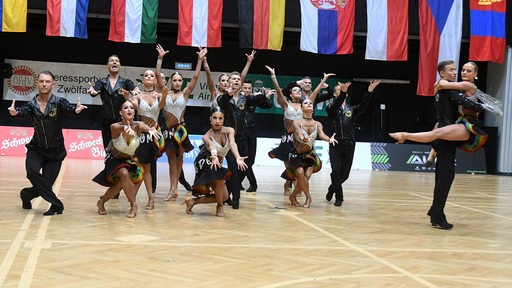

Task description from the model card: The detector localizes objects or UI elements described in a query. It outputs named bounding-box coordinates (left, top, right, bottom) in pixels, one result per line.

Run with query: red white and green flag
left=108, top=0, right=158, bottom=43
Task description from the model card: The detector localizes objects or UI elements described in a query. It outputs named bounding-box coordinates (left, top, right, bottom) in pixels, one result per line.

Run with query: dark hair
left=218, top=73, right=229, bottom=82
left=38, top=71, right=55, bottom=81
left=465, top=61, right=479, bottom=73
left=171, top=71, right=183, bottom=79
left=302, top=76, right=311, bottom=81
left=437, top=60, right=455, bottom=74
left=244, top=79, right=252, bottom=84
left=210, top=106, right=224, bottom=116
left=229, top=72, right=240, bottom=80
left=107, top=54, right=120, bottom=64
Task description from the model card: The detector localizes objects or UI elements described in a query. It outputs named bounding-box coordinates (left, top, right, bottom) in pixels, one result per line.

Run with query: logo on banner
left=7, top=65, right=37, bottom=96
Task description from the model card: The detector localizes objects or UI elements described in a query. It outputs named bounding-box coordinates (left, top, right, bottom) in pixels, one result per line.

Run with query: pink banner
left=0, top=126, right=105, bottom=159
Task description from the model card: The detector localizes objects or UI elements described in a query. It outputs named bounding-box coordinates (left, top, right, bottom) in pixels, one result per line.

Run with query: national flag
left=46, top=0, right=90, bottom=38
left=108, top=0, right=159, bottom=43
left=469, top=0, right=506, bottom=63
left=1, top=0, right=27, bottom=32
left=177, top=0, right=223, bottom=47
left=239, top=0, right=286, bottom=51
left=299, top=0, right=355, bottom=55
left=365, top=0, right=408, bottom=61
left=417, top=0, right=462, bottom=96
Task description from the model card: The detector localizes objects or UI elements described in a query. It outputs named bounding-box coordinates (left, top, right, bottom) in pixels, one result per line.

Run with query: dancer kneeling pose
left=183, top=107, right=247, bottom=217
left=94, top=99, right=162, bottom=218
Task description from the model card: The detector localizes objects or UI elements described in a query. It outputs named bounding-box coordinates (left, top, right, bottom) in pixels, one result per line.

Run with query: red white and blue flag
left=46, top=0, right=89, bottom=38
left=469, top=0, right=506, bottom=63
left=417, top=0, right=462, bottom=96
left=177, top=0, right=223, bottom=47
left=299, top=0, right=355, bottom=55
left=365, top=0, right=408, bottom=61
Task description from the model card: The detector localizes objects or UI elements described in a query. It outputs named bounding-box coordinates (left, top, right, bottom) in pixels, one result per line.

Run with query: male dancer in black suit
left=428, top=60, right=483, bottom=229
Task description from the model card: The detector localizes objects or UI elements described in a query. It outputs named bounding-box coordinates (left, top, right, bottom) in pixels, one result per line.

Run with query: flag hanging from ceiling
left=469, top=0, right=506, bottom=63
left=46, top=0, right=90, bottom=38
left=299, top=0, right=355, bottom=55
left=365, top=0, right=408, bottom=61
left=108, top=0, right=159, bottom=43
left=1, top=0, right=27, bottom=32
left=239, top=0, right=286, bottom=51
left=417, top=0, right=462, bottom=96
left=177, top=0, right=223, bottom=47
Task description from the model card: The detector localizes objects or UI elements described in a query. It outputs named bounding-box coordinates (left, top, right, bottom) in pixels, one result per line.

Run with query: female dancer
left=389, top=62, right=498, bottom=153
left=285, top=98, right=337, bottom=208
left=132, top=69, right=167, bottom=210
left=94, top=99, right=162, bottom=218
left=266, top=65, right=334, bottom=195
left=155, top=44, right=207, bottom=201
left=183, top=107, right=247, bottom=216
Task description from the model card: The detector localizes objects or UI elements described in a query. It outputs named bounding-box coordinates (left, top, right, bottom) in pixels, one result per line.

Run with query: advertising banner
left=3, top=59, right=345, bottom=116
left=2, top=125, right=484, bottom=174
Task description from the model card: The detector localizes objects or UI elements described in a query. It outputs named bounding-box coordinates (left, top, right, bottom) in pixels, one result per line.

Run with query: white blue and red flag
left=46, top=0, right=89, bottom=38
left=417, top=0, right=462, bottom=96
left=365, top=0, right=408, bottom=61
left=299, top=0, right=355, bottom=55
left=469, top=0, right=506, bottom=63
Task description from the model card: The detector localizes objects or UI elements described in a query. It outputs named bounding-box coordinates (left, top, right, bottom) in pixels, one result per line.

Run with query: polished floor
left=1, top=156, right=511, bottom=288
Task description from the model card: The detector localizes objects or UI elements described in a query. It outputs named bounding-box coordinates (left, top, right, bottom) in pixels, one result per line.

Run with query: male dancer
left=427, top=60, right=483, bottom=229
left=326, top=80, right=381, bottom=206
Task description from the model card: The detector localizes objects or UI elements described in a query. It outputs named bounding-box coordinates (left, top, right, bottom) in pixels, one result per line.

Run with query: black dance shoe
left=334, top=198, right=343, bottom=206
left=431, top=219, right=453, bottom=230
left=43, top=205, right=64, bottom=216
left=325, top=185, right=334, bottom=201
left=231, top=199, right=240, bottom=209
left=20, top=189, right=32, bottom=210
left=246, top=186, right=257, bottom=192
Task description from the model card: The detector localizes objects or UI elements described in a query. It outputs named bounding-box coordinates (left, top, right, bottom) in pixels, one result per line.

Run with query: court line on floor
left=252, top=193, right=440, bottom=288
left=412, top=193, right=512, bottom=220
left=16, top=162, right=66, bottom=288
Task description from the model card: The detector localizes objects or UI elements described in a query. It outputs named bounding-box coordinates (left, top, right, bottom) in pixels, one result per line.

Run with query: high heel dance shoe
left=43, top=205, right=64, bottom=216
left=145, top=198, right=155, bottom=210
left=302, top=198, right=312, bottom=208
left=127, top=203, right=138, bottom=218
left=289, top=195, right=301, bottom=207
left=97, top=198, right=107, bottom=215
left=182, top=197, right=194, bottom=214
left=216, top=205, right=224, bottom=217
left=164, top=191, right=178, bottom=201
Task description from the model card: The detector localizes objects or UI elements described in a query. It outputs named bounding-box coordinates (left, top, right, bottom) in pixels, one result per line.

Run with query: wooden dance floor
left=1, top=156, right=512, bottom=287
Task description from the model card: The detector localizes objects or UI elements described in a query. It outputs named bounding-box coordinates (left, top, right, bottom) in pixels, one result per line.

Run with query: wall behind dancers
left=0, top=0, right=489, bottom=143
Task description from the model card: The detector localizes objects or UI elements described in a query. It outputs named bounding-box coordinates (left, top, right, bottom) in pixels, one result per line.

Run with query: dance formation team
left=8, top=47, right=502, bottom=229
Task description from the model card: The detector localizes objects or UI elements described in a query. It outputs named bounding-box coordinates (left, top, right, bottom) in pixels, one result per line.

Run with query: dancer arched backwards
left=183, top=107, right=247, bottom=217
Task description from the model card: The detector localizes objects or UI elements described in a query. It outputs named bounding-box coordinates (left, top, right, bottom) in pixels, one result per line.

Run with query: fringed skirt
left=268, top=130, right=294, bottom=161
left=191, top=150, right=232, bottom=196
left=162, top=123, right=194, bottom=153
left=281, top=149, right=322, bottom=181
left=135, top=127, right=165, bottom=164
left=456, top=115, right=488, bottom=154
left=92, top=155, right=144, bottom=187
